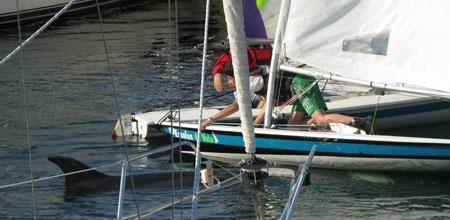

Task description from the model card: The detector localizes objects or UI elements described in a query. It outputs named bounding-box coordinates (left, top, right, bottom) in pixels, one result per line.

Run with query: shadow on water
left=312, top=168, right=450, bottom=195
left=378, top=121, right=450, bottom=139
left=284, top=168, right=450, bottom=219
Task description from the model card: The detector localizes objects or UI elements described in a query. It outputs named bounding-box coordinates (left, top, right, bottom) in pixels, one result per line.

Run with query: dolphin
left=48, top=156, right=196, bottom=190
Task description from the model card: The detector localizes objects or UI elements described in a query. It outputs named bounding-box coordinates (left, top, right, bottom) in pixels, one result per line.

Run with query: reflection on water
left=1, top=0, right=450, bottom=219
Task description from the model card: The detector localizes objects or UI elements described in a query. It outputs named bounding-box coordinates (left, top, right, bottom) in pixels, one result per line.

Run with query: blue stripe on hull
left=163, top=127, right=450, bottom=158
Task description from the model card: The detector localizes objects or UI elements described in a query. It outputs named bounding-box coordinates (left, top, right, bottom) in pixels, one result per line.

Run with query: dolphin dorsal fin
left=48, top=156, right=109, bottom=186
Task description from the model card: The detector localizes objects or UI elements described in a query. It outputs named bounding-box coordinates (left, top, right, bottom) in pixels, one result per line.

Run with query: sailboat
left=0, top=0, right=317, bottom=219
left=114, top=0, right=450, bottom=172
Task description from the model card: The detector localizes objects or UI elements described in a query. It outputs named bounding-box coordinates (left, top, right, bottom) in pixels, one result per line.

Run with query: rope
left=0, top=0, right=78, bottom=67
left=93, top=1, right=141, bottom=219
left=273, top=79, right=319, bottom=118
left=15, top=1, right=38, bottom=219
left=321, top=79, right=329, bottom=93
left=272, top=72, right=291, bottom=124
left=0, top=163, right=119, bottom=190
left=371, top=94, right=382, bottom=135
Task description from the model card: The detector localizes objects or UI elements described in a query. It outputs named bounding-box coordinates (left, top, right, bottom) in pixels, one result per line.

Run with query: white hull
left=1, top=0, right=74, bottom=14
left=0, top=0, right=125, bottom=26
left=114, top=92, right=450, bottom=138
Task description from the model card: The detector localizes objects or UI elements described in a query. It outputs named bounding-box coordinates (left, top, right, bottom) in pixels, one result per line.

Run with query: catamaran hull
left=160, top=124, right=450, bottom=172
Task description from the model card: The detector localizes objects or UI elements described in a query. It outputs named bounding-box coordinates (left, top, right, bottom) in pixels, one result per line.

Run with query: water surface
left=1, top=1, right=450, bottom=219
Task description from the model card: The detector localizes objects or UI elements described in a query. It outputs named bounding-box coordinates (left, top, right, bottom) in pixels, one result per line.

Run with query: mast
left=191, top=0, right=211, bottom=218
left=264, top=0, right=291, bottom=128
left=222, top=0, right=256, bottom=154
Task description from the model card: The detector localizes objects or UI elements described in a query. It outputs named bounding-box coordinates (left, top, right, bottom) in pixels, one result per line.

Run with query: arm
left=214, top=73, right=225, bottom=92
left=253, top=96, right=267, bottom=125
left=201, top=99, right=239, bottom=130
left=213, top=52, right=231, bottom=92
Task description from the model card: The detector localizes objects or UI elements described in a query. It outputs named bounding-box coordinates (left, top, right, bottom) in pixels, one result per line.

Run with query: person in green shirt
left=288, top=74, right=375, bottom=134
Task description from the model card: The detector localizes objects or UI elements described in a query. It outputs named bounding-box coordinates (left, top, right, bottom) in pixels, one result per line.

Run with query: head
left=223, top=61, right=236, bottom=88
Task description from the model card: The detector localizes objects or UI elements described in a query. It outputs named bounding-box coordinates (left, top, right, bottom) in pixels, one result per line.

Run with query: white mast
left=191, top=0, right=211, bottom=218
left=264, top=0, right=291, bottom=128
left=222, top=0, right=256, bottom=154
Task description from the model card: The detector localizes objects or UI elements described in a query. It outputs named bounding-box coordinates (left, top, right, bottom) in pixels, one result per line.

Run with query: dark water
left=1, top=1, right=450, bottom=219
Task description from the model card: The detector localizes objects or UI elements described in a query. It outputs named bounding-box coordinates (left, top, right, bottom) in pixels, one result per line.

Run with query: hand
left=214, top=73, right=225, bottom=92
left=201, top=119, right=212, bottom=131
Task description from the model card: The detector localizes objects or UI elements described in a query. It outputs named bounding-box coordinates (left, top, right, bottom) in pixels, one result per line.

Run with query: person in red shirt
left=202, top=61, right=271, bottom=130
left=212, top=44, right=272, bottom=92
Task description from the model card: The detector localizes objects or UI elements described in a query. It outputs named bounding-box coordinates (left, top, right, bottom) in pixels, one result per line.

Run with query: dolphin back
left=48, top=156, right=200, bottom=190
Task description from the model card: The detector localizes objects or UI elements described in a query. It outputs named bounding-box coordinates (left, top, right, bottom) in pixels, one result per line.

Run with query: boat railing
left=116, top=141, right=246, bottom=220
left=280, top=145, right=317, bottom=220
left=116, top=141, right=195, bottom=219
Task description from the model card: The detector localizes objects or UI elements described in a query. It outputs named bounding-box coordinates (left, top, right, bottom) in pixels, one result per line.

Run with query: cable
left=0, top=163, right=119, bottom=190
left=173, top=0, right=185, bottom=219
left=371, top=94, right=381, bottom=135
left=167, top=0, right=176, bottom=218
left=94, top=1, right=141, bottom=219
left=156, top=53, right=228, bottom=125
left=15, top=1, right=38, bottom=219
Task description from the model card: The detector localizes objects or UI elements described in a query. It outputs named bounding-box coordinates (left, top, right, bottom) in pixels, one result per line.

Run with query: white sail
left=258, top=0, right=281, bottom=39
left=283, top=0, right=450, bottom=94
left=242, top=0, right=281, bottom=39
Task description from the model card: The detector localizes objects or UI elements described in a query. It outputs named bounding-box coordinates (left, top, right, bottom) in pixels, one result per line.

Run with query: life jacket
left=214, top=44, right=273, bottom=88
left=247, top=44, right=272, bottom=67
left=222, top=44, right=272, bottom=69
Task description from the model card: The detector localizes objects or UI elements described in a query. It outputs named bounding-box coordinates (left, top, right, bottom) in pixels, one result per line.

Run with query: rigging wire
left=93, top=1, right=141, bottom=219
left=173, top=0, right=185, bottom=219
left=273, top=70, right=285, bottom=125
left=167, top=0, right=176, bottom=218
left=0, top=163, right=119, bottom=190
left=321, top=78, right=329, bottom=93
left=156, top=51, right=229, bottom=125
left=15, top=1, right=38, bottom=219
left=370, top=94, right=382, bottom=135
left=273, top=79, right=319, bottom=118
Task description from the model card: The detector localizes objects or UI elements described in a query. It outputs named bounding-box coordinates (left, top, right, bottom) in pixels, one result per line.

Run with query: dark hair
left=223, top=61, right=234, bottom=77
left=224, top=60, right=261, bottom=77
